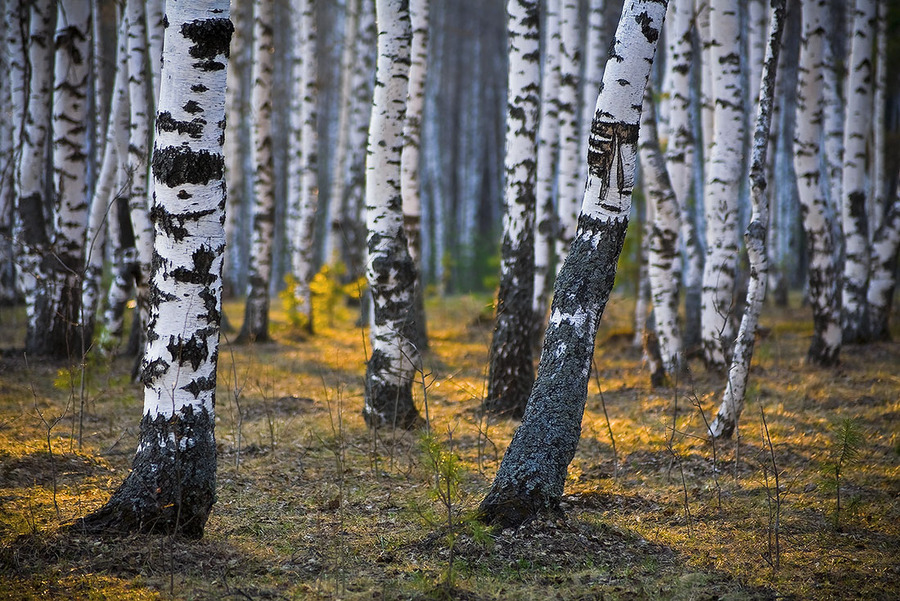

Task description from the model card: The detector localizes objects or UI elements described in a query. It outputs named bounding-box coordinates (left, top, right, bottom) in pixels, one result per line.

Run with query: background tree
left=363, top=0, right=422, bottom=429
left=479, top=0, right=668, bottom=527
left=484, top=0, right=540, bottom=418
left=78, top=0, right=232, bottom=538
left=238, top=0, right=276, bottom=344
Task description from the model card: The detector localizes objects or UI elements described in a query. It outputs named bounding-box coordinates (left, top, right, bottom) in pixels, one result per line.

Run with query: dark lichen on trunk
left=75, top=404, right=217, bottom=539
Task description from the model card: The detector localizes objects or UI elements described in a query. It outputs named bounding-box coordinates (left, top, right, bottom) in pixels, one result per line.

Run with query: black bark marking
left=170, top=246, right=218, bottom=286
left=167, top=334, right=209, bottom=371
left=181, top=18, right=234, bottom=59
left=157, top=111, right=206, bottom=138
left=183, top=100, right=203, bottom=114
left=153, top=146, right=225, bottom=188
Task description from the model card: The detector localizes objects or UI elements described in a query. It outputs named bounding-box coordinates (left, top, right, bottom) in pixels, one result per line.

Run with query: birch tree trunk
left=78, top=0, right=232, bottom=538
left=709, top=0, right=785, bottom=439
left=363, top=0, right=422, bottom=429
left=639, top=88, right=682, bottom=376
left=576, top=0, right=605, bottom=199
left=341, top=0, right=375, bottom=286
left=16, top=0, right=54, bottom=354
left=700, top=0, right=744, bottom=370
left=840, top=0, right=876, bottom=343
left=484, top=0, right=540, bottom=417
left=479, top=0, right=667, bottom=527
left=145, top=0, right=164, bottom=104
left=82, top=11, right=130, bottom=346
left=401, top=0, right=430, bottom=351
left=223, top=0, right=249, bottom=297
left=31, top=0, right=92, bottom=358
left=866, top=177, right=900, bottom=341
left=821, top=19, right=843, bottom=259
left=553, top=0, right=581, bottom=269
left=238, top=0, right=276, bottom=343
left=325, top=0, right=360, bottom=266
left=793, top=0, right=840, bottom=365
left=287, top=0, right=318, bottom=334
left=664, top=0, right=703, bottom=355
left=533, top=0, right=561, bottom=344
left=869, top=0, right=886, bottom=238
left=124, top=0, right=156, bottom=357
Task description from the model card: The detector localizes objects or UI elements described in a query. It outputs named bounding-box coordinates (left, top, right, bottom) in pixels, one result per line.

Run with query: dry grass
left=0, top=292, right=898, bottom=600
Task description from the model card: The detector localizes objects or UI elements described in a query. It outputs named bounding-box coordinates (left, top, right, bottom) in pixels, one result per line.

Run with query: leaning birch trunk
left=288, top=0, right=318, bottom=334
left=124, top=0, right=157, bottom=359
left=664, top=0, right=702, bottom=355
left=77, top=0, right=232, bottom=537
left=363, top=0, right=422, bottom=429
left=700, top=0, right=744, bottom=370
left=576, top=0, right=605, bottom=194
left=639, top=88, right=682, bottom=376
left=36, top=0, right=92, bottom=359
left=793, top=0, right=840, bottom=366
left=840, top=0, right=876, bottom=343
left=16, top=0, right=54, bottom=354
left=533, top=0, right=562, bottom=344
left=553, top=0, right=581, bottom=269
left=400, top=0, right=430, bottom=351
left=484, top=0, right=540, bottom=417
left=479, top=0, right=667, bottom=527
left=709, top=0, right=785, bottom=439
left=238, top=0, right=276, bottom=344
left=82, top=12, right=130, bottom=346
left=325, top=0, right=360, bottom=266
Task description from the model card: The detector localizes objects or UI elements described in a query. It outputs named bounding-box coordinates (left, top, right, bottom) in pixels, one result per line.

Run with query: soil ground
left=0, top=292, right=898, bottom=600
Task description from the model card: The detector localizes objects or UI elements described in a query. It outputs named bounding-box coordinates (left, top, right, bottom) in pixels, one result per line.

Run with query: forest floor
left=0, top=291, right=898, bottom=600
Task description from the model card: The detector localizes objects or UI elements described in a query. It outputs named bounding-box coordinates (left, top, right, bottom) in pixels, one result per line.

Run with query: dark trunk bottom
left=363, top=377, right=423, bottom=430
left=478, top=482, right=563, bottom=529
left=74, top=406, right=216, bottom=539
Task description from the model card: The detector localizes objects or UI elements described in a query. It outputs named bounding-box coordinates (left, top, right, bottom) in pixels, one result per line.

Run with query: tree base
left=478, top=483, right=563, bottom=529
left=74, top=406, right=216, bottom=539
left=363, top=379, right=423, bottom=430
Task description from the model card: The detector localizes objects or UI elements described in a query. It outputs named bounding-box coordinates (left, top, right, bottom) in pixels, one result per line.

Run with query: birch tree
left=78, top=0, right=232, bottom=538
left=553, top=0, right=581, bottom=268
left=363, top=0, right=422, bottom=429
left=639, top=88, right=682, bottom=376
left=840, top=0, right=876, bottom=343
left=663, top=0, right=703, bottom=354
left=700, top=0, right=744, bottom=370
left=533, top=0, right=561, bottom=342
left=238, top=0, right=276, bottom=343
left=401, top=0, right=430, bottom=351
left=479, top=0, right=667, bottom=527
left=866, top=178, right=900, bottom=341
left=793, top=0, right=840, bottom=365
left=16, top=0, right=54, bottom=354
left=287, top=0, right=319, bottom=333
left=576, top=0, right=605, bottom=190
left=709, top=0, right=786, bottom=439
left=484, top=0, right=540, bottom=417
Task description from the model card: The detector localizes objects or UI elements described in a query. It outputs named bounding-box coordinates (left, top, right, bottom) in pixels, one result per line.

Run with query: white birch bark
left=238, top=0, right=276, bottom=343
left=38, top=0, right=92, bottom=358
left=80, top=0, right=231, bottom=537
left=341, top=0, right=375, bottom=284
left=485, top=0, right=539, bottom=417
left=533, top=0, right=561, bottom=339
left=840, top=0, right=876, bottom=343
left=821, top=21, right=843, bottom=254
left=793, top=0, right=840, bottom=365
left=124, top=0, right=156, bottom=355
left=363, top=0, right=421, bottom=429
left=401, top=0, right=430, bottom=350
left=82, top=11, right=130, bottom=344
left=287, top=0, right=318, bottom=333
left=325, top=0, right=360, bottom=266
left=223, top=0, right=249, bottom=296
left=639, top=88, right=682, bottom=376
left=700, top=0, right=744, bottom=369
left=554, top=0, right=581, bottom=268
left=16, top=0, right=55, bottom=353
left=145, top=0, right=164, bottom=105
left=866, top=175, right=900, bottom=341
left=710, top=0, right=785, bottom=439
left=747, top=0, right=766, bottom=110
left=664, top=0, right=702, bottom=353
left=480, top=0, right=667, bottom=527
left=870, top=0, right=886, bottom=236
left=576, top=0, right=605, bottom=189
